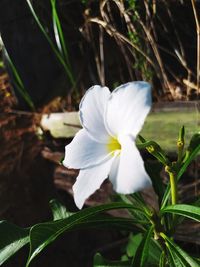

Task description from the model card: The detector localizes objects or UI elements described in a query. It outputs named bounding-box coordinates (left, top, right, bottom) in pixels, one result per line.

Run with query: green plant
left=4, top=49, right=35, bottom=110
left=0, top=83, right=199, bottom=266
left=26, top=0, right=75, bottom=88
left=0, top=125, right=199, bottom=266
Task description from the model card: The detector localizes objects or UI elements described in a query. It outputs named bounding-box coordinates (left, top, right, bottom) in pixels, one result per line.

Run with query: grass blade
left=4, top=49, right=35, bottom=110
left=50, top=0, right=70, bottom=65
left=26, top=0, right=75, bottom=87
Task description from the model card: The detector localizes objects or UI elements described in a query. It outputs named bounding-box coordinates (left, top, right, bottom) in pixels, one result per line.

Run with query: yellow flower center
left=107, top=136, right=121, bottom=153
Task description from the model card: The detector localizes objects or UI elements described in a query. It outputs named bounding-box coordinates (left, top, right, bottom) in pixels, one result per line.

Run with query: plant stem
left=169, top=172, right=177, bottom=206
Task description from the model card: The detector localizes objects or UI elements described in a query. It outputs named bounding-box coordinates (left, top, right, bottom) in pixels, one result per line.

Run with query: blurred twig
left=191, top=0, right=200, bottom=95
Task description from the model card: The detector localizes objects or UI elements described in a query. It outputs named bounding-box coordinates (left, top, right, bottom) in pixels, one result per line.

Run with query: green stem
left=169, top=172, right=177, bottom=206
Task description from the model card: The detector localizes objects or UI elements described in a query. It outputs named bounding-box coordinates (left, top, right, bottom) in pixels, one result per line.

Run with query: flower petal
left=73, top=158, right=114, bottom=209
left=105, top=81, right=152, bottom=137
left=63, top=129, right=112, bottom=169
left=79, top=85, right=111, bottom=142
left=109, top=135, right=152, bottom=194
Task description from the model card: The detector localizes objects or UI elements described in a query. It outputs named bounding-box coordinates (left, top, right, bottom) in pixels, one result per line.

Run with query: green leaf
left=26, top=202, right=149, bottom=266
left=126, top=233, right=143, bottom=258
left=49, top=199, right=74, bottom=220
left=125, top=233, right=161, bottom=265
left=94, top=253, right=131, bottom=267
left=178, top=136, right=200, bottom=179
left=160, top=233, right=199, bottom=267
left=131, top=226, right=153, bottom=267
left=137, top=136, right=169, bottom=166
left=161, top=204, right=200, bottom=222
left=50, top=0, right=70, bottom=65
left=148, top=239, right=162, bottom=265
left=187, top=132, right=200, bottom=153
left=159, top=251, right=165, bottom=267
left=25, top=0, right=75, bottom=86
left=161, top=133, right=200, bottom=209
left=0, top=221, right=29, bottom=265
left=166, top=243, right=183, bottom=267
left=4, top=49, right=35, bottom=110
left=119, top=193, right=152, bottom=225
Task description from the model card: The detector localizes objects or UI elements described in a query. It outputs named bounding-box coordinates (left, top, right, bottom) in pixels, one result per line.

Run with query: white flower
left=63, top=82, right=152, bottom=209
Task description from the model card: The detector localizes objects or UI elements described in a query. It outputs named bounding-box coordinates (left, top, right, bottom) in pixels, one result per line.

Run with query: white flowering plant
left=0, top=82, right=200, bottom=267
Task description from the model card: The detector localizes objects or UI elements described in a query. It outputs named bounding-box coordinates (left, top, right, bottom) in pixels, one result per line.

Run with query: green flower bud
left=178, top=125, right=185, bottom=143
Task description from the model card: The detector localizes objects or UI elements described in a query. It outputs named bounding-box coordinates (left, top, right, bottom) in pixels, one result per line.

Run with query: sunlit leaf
left=26, top=202, right=150, bottom=266
left=160, top=233, right=199, bottom=267
left=49, top=199, right=74, bottom=220
left=50, top=0, right=70, bottom=65
left=161, top=204, right=200, bottom=222
left=0, top=221, right=29, bottom=265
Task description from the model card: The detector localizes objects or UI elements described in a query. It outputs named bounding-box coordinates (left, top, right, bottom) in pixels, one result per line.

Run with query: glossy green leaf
left=0, top=221, right=29, bottom=265
left=26, top=202, right=149, bottom=266
left=61, top=213, right=145, bottom=233
left=94, top=253, right=131, bottom=267
left=131, top=226, right=153, bottom=267
left=160, top=233, right=199, bottom=267
left=49, top=199, right=74, bottom=220
left=161, top=204, right=200, bottom=222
